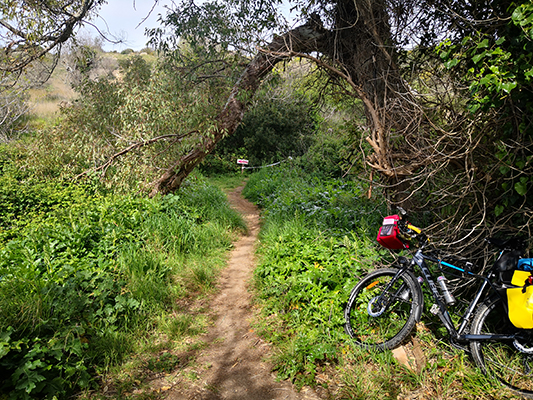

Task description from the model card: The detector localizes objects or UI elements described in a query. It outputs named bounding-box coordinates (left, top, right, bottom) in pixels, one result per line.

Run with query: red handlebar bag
left=377, top=215, right=408, bottom=250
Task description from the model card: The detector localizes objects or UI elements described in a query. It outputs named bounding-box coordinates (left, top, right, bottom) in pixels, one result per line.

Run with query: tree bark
left=326, top=0, right=422, bottom=181
left=151, top=2, right=421, bottom=196
left=150, top=17, right=327, bottom=196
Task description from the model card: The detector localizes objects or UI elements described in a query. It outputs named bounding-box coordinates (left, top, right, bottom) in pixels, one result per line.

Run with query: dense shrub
left=243, top=165, right=387, bottom=386
left=201, top=93, right=317, bottom=174
left=21, top=54, right=229, bottom=192
left=0, top=177, right=243, bottom=399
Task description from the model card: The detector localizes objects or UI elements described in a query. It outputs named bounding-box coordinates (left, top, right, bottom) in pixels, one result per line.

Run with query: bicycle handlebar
left=397, top=218, right=429, bottom=247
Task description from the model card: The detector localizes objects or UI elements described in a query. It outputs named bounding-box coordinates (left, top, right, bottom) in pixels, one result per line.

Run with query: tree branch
left=1, top=0, right=97, bottom=73
left=150, top=17, right=328, bottom=196
left=76, top=132, right=195, bottom=180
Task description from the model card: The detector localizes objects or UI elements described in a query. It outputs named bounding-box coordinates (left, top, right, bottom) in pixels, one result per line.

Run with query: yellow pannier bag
left=507, top=270, right=533, bottom=329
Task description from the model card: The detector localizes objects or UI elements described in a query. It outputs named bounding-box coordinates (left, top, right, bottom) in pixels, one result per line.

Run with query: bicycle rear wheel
left=344, top=268, right=423, bottom=351
left=470, top=297, right=533, bottom=398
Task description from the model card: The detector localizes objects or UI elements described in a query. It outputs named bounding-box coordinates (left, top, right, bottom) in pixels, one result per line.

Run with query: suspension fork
left=372, top=266, right=413, bottom=310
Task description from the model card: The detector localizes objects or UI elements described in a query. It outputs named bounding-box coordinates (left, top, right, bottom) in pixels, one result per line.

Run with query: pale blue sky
left=87, top=1, right=168, bottom=51
left=86, top=0, right=297, bottom=52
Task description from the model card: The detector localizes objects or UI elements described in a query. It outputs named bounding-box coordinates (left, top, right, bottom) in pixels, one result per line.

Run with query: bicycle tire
left=344, top=268, right=423, bottom=351
left=470, top=297, right=533, bottom=398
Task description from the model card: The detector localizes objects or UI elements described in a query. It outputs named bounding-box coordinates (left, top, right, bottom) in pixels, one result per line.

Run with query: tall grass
left=0, top=176, right=244, bottom=399
left=244, top=164, right=516, bottom=399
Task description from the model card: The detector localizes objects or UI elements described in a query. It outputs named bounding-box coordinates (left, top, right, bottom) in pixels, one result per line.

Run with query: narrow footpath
left=164, top=185, right=321, bottom=400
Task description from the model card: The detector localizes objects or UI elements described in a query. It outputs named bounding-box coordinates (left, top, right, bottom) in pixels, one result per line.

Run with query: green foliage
left=211, top=94, right=317, bottom=168
left=72, top=45, right=98, bottom=75
left=199, top=73, right=319, bottom=174
left=243, top=164, right=382, bottom=234
left=433, top=1, right=533, bottom=224
left=118, top=56, right=152, bottom=87
left=244, top=165, right=386, bottom=386
left=148, top=0, right=283, bottom=58
left=296, top=118, right=363, bottom=179
left=0, top=175, right=98, bottom=241
left=0, top=0, right=105, bottom=75
left=26, top=53, right=233, bottom=191
left=0, top=172, right=243, bottom=399
left=438, top=28, right=530, bottom=114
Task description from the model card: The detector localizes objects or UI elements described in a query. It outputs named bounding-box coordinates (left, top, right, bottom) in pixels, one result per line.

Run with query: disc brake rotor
left=367, top=296, right=387, bottom=317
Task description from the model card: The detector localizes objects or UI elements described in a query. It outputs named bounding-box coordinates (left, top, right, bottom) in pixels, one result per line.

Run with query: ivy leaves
left=436, top=2, right=533, bottom=215
left=437, top=2, right=533, bottom=113
left=438, top=35, right=521, bottom=113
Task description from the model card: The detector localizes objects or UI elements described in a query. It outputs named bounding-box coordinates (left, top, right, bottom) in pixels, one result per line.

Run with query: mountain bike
left=344, top=209, right=533, bottom=398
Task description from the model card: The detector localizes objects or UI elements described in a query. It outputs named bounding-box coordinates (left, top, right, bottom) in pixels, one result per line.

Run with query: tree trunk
left=151, top=18, right=326, bottom=196
left=151, top=2, right=421, bottom=197
left=326, top=0, right=422, bottom=181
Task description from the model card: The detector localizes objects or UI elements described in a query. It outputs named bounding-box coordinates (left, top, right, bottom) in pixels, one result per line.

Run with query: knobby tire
left=470, top=297, right=533, bottom=399
left=344, top=268, right=423, bottom=351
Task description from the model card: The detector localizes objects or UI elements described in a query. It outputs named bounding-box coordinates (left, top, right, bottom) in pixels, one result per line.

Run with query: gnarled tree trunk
left=151, top=2, right=424, bottom=196
left=151, top=17, right=326, bottom=196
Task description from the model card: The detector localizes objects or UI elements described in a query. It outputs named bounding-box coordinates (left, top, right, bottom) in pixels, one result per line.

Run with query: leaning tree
left=144, top=0, right=531, bottom=250
left=0, top=0, right=106, bottom=140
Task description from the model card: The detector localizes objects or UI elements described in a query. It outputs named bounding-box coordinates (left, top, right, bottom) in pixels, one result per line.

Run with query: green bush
left=203, top=94, right=317, bottom=174
left=244, top=165, right=386, bottom=386
left=0, top=176, right=100, bottom=242
left=295, top=119, right=365, bottom=179
left=45, top=55, right=230, bottom=191
left=0, top=179, right=243, bottom=399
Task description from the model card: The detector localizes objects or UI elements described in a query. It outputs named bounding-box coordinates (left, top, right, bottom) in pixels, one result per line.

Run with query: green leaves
left=0, top=175, right=243, bottom=399
left=246, top=165, right=385, bottom=386
left=437, top=3, right=533, bottom=113
left=515, top=177, right=529, bottom=196
left=513, top=2, right=533, bottom=38
left=150, top=0, right=284, bottom=58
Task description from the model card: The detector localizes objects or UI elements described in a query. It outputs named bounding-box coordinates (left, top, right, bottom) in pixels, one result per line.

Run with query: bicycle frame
left=402, top=247, right=519, bottom=345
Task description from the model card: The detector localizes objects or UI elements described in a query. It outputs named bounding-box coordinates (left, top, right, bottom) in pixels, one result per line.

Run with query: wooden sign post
left=237, top=159, right=249, bottom=173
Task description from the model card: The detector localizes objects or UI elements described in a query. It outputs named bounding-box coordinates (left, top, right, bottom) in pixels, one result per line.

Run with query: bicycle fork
left=368, top=268, right=413, bottom=317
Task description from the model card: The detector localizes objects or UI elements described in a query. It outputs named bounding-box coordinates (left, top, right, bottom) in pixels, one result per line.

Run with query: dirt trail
left=164, top=185, right=321, bottom=400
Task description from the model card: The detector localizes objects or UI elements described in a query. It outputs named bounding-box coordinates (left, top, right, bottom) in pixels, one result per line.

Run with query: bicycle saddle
left=486, top=236, right=526, bottom=251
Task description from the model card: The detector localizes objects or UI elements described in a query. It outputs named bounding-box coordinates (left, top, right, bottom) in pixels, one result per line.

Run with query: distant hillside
left=29, top=49, right=156, bottom=120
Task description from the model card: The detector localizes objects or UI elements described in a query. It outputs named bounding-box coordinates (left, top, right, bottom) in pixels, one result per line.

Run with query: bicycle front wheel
left=344, top=268, right=423, bottom=351
left=470, top=297, right=533, bottom=398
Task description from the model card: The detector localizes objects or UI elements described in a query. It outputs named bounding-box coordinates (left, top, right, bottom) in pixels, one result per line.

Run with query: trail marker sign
left=237, top=159, right=249, bottom=173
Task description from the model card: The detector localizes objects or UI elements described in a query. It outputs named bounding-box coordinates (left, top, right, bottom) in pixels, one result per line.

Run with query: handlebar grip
left=407, top=224, right=422, bottom=234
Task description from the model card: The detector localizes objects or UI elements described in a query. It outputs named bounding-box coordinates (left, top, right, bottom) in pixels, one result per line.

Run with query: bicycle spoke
left=471, top=298, right=533, bottom=397
left=345, top=268, right=422, bottom=351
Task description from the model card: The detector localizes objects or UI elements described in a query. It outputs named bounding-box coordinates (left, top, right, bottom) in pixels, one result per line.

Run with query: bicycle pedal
left=430, top=304, right=439, bottom=315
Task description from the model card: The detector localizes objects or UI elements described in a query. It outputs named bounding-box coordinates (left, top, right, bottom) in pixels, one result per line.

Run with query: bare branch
left=76, top=132, right=196, bottom=180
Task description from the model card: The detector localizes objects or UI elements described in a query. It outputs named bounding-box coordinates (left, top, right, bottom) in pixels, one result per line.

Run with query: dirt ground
left=158, top=185, right=321, bottom=400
